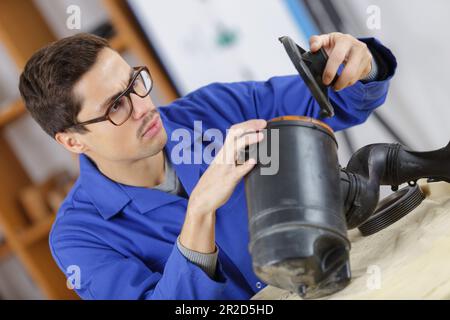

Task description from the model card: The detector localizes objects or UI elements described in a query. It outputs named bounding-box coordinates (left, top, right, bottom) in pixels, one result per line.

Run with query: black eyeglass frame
left=67, top=66, right=153, bottom=130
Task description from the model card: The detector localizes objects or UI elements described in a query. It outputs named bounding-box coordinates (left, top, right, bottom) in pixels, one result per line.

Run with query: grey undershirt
left=152, top=152, right=186, bottom=196
left=153, top=153, right=219, bottom=279
left=152, top=58, right=378, bottom=280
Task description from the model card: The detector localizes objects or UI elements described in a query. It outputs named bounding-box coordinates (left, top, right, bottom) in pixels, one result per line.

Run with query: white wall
left=333, top=0, right=450, bottom=166
left=33, top=0, right=109, bottom=38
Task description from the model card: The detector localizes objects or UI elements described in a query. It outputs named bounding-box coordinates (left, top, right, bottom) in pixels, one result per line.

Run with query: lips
left=141, top=114, right=161, bottom=138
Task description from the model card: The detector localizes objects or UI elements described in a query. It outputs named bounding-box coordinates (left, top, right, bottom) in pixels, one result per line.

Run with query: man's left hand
left=309, top=32, right=373, bottom=91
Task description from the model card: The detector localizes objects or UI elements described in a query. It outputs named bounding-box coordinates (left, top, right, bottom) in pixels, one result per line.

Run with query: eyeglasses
left=68, top=66, right=153, bottom=129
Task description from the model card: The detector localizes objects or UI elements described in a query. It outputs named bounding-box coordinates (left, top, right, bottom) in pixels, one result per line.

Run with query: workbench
left=252, top=181, right=450, bottom=300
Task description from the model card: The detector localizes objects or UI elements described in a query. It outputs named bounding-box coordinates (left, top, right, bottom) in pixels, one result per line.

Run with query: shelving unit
left=0, top=0, right=179, bottom=299
left=0, top=1, right=70, bottom=299
left=0, top=99, right=25, bottom=127
left=0, top=242, right=11, bottom=261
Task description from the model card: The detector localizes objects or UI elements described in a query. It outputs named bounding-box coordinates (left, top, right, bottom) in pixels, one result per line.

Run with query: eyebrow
left=98, top=68, right=135, bottom=112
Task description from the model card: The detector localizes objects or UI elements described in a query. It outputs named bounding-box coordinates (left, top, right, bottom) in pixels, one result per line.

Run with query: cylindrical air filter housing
left=245, top=116, right=351, bottom=299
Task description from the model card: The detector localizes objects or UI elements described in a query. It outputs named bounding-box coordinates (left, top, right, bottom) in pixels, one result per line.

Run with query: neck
left=87, top=150, right=166, bottom=188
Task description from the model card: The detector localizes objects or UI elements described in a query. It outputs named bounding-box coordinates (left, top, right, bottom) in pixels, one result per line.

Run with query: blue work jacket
left=50, top=38, right=396, bottom=300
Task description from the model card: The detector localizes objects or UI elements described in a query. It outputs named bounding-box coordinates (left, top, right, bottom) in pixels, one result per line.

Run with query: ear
left=55, top=131, right=88, bottom=154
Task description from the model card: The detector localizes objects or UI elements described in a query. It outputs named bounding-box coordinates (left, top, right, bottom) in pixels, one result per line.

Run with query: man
left=19, top=32, right=396, bottom=299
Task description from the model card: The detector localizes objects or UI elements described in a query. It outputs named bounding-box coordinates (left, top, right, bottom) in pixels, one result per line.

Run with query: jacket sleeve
left=49, top=213, right=228, bottom=300
left=160, top=37, right=397, bottom=133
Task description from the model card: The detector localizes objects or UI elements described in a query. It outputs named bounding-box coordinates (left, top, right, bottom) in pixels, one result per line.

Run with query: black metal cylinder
left=245, top=116, right=351, bottom=299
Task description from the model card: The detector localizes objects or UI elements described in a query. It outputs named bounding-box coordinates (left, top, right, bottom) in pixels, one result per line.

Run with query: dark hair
left=19, top=33, right=109, bottom=138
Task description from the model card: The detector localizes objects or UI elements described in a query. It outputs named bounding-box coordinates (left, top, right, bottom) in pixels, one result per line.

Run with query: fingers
left=313, top=33, right=373, bottom=90
left=227, top=131, right=264, bottom=165
left=227, top=119, right=266, bottom=158
left=323, top=37, right=352, bottom=85
left=228, top=119, right=267, bottom=138
left=234, top=131, right=264, bottom=164
left=333, top=46, right=363, bottom=90
left=333, top=42, right=372, bottom=90
left=215, top=119, right=266, bottom=165
left=234, top=157, right=258, bottom=177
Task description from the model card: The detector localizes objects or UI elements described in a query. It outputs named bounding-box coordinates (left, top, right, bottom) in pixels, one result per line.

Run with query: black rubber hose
left=341, top=141, right=450, bottom=229
left=340, top=168, right=380, bottom=229
left=388, top=142, right=450, bottom=185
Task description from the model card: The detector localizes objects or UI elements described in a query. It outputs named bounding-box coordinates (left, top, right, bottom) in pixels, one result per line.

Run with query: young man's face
left=68, top=47, right=167, bottom=162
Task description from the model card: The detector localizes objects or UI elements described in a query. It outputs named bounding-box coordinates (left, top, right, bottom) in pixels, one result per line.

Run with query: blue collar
left=78, top=113, right=202, bottom=220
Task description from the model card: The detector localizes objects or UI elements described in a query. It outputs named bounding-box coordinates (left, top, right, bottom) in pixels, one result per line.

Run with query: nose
left=130, top=94, right=151, bottom=120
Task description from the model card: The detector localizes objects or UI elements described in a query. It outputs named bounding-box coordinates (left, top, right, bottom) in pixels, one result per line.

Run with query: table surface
left=252, top=181, right=450, bottom=300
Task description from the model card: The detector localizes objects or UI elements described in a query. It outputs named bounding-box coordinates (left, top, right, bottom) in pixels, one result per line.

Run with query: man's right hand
left=179, top=119, right=266, bottom=254
left=189, top=119, right=267, bottom=214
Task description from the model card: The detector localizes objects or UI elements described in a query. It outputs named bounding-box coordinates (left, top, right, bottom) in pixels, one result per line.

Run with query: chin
left=142, top=128, right=167, bottom=156
left=155, top=127, right=168, bottom=148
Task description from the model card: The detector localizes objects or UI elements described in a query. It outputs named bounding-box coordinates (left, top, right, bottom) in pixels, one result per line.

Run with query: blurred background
left=0, top=0, right=448, bottom=299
